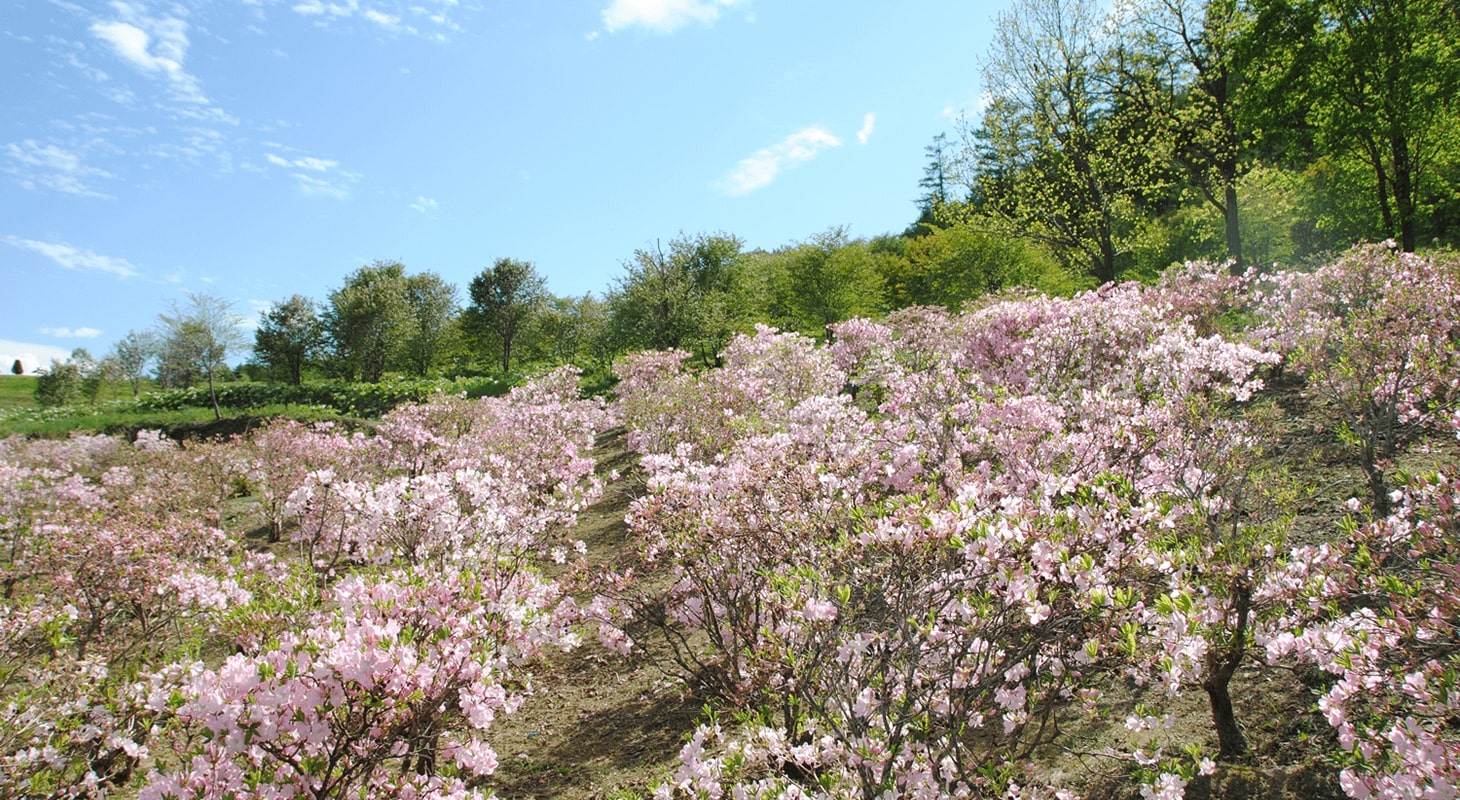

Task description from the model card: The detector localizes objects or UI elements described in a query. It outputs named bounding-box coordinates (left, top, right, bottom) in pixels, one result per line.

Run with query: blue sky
left=1, top=0, right=1005, bottom=372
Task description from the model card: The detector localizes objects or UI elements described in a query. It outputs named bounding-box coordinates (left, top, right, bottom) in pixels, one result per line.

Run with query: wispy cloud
left=410, top=195, right=438, bottom=213
left=362, top=9, right=402, bottom=30
left=266, top=153, right=339, bottom=172
left=89, top=6, right=234, bottom=122
left=857, top=113, right=875, bottom=145
left=293, top=0, right=361, bottom=18
left=238, top=299, right=270, bottom=331
left=291, top=0, right=461, bottom=38
left=601, top=0, right=746, bottom=34
left=4, top=236, right=138, bottom=278
left=264, top=148, right=358, bottom=198
left=40, top=326, right=102, bottom=339
left=721, top=126, right=841, bottom=196
left=4, top=140, right=116, bottom=198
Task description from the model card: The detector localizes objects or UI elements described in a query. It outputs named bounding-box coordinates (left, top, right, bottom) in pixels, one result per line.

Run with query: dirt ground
left=484, top=431, right=704, bottom=799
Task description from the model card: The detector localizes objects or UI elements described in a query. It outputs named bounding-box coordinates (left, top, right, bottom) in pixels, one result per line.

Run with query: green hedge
left=136, top=377, right=513, bottom=418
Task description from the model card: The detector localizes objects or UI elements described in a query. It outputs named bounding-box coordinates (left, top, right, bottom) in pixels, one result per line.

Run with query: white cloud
left=290, top=0, right=461, bottom=38
left=857, top=113, right=875, bottom=145
left=89, top=8, right=219, bottom=115
left=602, top=0, right=745, bottom=33
left=39, top=326, right=103, bottom=339
left=266, top=153, right=338, bottom=172
left=0, top=341, right=75, bottom=375
left=293, top=0, right=359, bottom=18
left=237, top=299, right=270, bottom=331
left=4, top=236, right=137, bottom=278
left=410, top=195, right=438, bottom=213
left=363, top=9, right=402, bottom=29
left=293, top=172, right=352, bottom=199
left=264, top=149, right=356, bottom=198
left=4, top=140, right=116, bottom=198
left=721, top=126, right=841, bottom=196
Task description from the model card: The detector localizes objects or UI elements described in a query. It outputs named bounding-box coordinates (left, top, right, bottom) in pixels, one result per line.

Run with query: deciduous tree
left=253, top=294, right=323, bottom=385
left=324, top=261, right=410, bottom=383
left=402, top=272, right=460, bottom=377
left=156, top=292, right=247, bottom=420
left=465, top=258, right=545, bottom=375
left=109, top=329, right=155, bottom=398
left=603, top=232, right=748, bottom=362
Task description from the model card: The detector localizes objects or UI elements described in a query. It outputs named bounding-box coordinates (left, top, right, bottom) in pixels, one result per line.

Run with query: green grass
left=0, top=375, right=158, bottom=411
left=0, top=401, right=358, bottom=439
left=0, top=375, right=38, bottom=409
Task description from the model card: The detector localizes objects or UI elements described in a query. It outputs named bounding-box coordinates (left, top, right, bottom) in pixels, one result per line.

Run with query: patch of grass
left=0, top=376, right=157, bottom=412
left=0, top=401, right=357, bottom=439
left=0, top=375, right=39, bottom=409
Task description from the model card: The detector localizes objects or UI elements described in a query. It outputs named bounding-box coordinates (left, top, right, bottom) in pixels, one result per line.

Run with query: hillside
left=3, top=245, right=1459, bottom=800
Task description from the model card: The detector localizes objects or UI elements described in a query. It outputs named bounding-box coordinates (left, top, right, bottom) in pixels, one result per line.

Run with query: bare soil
left=485, top=430, right=704, bottom=799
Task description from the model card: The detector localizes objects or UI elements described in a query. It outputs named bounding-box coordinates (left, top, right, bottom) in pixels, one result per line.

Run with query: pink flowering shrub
left=0, top=508, right=242, bottom=796
left=241, top=419, right=383, bottom=542
left=1, top=369, right=614, bottom=799
left=614, top=326, right=845, bottom=459
left=1149, top=259, right=1245, bottom=336
left=145, top=566, right=579, bottom=800
left=1249, top=242, right=1460, bottom=511
left=289, top=368, right=610, bottom=574
left=1265, top=460, right=1460, bottom=799
left=613, top=273, right=1296, bottom=798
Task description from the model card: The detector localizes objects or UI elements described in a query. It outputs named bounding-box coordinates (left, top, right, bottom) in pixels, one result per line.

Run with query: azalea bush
left=613, top=274, right=1293, bottom=798
left=1248, top=243, right=1460, bottom=511
left=0, top=368, right=614, bottom=798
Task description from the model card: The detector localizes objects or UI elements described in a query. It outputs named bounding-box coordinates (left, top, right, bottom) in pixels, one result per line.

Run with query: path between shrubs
left=485, top=430, right=701, bottom=800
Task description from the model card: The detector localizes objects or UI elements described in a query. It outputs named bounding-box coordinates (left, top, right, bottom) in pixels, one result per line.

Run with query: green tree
left=524, top=293, right=609, bottom=370
left=766, top=228, right=885, bottom=336
left=464, top=258, right=546, bottom=375
left=9, top=359, right=21, bottom=376
left=603, top=232, right=748, bottom=362
left=324, top=261, right=410, bottom=383
left=1113, top=0, right=1255, bottom=266
left=109, top=329, right=156, bottom=398
left=68, top=347, right=117, bottom=404
left=156, top=293, right=247, bottom=420
left=1306, top=0, right=1459, bottom=251
left=34, top=358, right=81, bottom=407
left=970, top=0, right=1148, bottom=283
left=254, top=295, right=323, bottom=385
left=910, top=133, right=961, bottom=233
left=81, top=357, right=120, bottom=404
left=402, top=272, right=460, bottom=377
left=900, top=219, right=1077, bottom=307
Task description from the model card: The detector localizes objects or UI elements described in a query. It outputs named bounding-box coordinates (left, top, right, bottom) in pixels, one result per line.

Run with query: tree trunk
left=1204, top=673, right=1248, bottom=760
left=1390, top=125, right=1417, bottom=251
left=1365, top=140, right=1396, bottom=238
left=1224, top=182, right=1243, bottom=270
left=1096, top=225, right=1117, bottom=285
left=1204, top=577, right=1252, bottom=761
left=207, top=369, right=221, bottom=420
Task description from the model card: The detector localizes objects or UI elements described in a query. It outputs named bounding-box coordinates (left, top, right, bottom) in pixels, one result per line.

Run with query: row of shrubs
left=136, top=377, right=515, bottom=417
